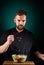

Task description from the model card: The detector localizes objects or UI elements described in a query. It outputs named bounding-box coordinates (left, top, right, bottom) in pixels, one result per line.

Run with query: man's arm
left=0, top=35, right=14, bottom=54
left=35, top=51, right=44, bottom=61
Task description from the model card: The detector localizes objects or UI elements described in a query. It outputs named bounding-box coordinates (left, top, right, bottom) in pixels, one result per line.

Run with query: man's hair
left=16, top=10, right=27, bottom=16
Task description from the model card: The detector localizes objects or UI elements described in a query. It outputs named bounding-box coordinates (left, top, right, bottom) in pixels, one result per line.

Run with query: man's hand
left=35, top=51, right=44, bottom=61
left=7, top=35, right=14, bottom=44
left=39, top=53, right=44, bottom=61
left=0, top=35, right=14, bottom=54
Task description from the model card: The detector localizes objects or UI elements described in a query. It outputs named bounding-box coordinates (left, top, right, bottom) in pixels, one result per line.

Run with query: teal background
left=0, top=0, right=44, bottom=39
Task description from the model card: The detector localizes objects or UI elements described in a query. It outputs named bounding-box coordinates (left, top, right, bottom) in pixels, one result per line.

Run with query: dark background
left=0, top=0, right=44, bottom=65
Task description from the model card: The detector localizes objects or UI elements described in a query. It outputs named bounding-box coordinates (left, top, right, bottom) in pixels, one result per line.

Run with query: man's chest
left=10, top=33, right=33, bottom=54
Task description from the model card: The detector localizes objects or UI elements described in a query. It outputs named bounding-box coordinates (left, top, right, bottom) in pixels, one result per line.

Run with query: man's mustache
left=19, top=25, right=23, bottom=26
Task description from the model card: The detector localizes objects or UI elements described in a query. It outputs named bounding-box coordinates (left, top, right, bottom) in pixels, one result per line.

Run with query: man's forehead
left=15, top=15, right=26, bottom=19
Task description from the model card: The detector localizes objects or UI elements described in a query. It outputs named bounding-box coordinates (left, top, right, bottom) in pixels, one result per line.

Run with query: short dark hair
left=16, top=10, right=27, bottom=16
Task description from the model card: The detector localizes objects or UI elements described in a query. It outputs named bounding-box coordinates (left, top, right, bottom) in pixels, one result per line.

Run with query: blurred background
left=0, top=0, right=44, bottom=39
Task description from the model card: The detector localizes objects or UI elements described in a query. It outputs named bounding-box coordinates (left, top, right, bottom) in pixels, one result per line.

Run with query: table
left=3, top=61, right=35, bottom=65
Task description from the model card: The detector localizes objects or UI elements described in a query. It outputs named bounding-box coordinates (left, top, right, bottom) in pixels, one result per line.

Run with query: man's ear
left=14, top=18, right=16, bottom=23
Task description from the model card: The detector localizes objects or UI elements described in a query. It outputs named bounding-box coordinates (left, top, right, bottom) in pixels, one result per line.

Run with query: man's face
left=14, top=15, right=26, bottom=30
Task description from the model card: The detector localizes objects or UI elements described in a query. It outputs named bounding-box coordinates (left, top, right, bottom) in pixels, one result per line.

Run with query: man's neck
left=16, top=27, right=24, bottom=33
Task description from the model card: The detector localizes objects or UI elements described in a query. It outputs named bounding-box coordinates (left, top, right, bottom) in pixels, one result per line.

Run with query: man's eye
left=18, top=20, right=20, bottom=22
left=22, top=20, right=25, bottom=22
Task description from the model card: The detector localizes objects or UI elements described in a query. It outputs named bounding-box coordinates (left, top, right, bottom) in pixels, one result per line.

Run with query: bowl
left=12, top=54, right=27, bottom=62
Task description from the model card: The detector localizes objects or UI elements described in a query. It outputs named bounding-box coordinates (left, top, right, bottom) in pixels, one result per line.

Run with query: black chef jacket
left=0, top=28, right=35, bottom=61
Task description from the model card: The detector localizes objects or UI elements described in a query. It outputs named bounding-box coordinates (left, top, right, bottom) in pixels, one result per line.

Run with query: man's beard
left=16, top=25, right=24, bottom=30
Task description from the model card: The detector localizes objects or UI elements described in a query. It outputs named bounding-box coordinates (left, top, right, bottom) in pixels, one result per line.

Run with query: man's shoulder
left=24, top=29, right=34, bottom=38
left=7, top=27, right=15, bottom=32
left=24, top=28, right=32, bottom=35
left=2, top=27, right=16, bottom=36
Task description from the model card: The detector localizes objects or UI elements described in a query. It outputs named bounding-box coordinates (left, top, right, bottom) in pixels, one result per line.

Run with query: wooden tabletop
left=3, top=61, right=35, bottom=65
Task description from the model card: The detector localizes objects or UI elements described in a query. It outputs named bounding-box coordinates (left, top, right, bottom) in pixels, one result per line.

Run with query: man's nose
left=20, top=21, right=23, bottom=24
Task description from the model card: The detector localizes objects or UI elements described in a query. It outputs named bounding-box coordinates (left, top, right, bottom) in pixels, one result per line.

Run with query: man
left=0, top=10, right=35, bottom=64
left=1, top=10, right=44, bottom=65
left=0, top=10, right=38, bottom=65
